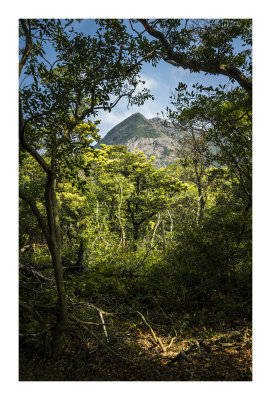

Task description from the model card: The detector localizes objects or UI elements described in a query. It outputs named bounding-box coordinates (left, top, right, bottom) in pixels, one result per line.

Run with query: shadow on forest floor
left=19, top=318, right=252, bottom=381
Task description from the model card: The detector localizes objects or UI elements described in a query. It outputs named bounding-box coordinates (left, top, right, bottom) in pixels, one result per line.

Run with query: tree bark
left=138, top=19, right=252, bottom=98
left=194, top=166, right=205, bottom=225
left=133, top=224, right=139, bottom=242
left=196, top=193, right=205, bottom=225
left=115, top=177, right=126, bottom=247
left=20, top=79, right=69, bottom=358
left=196, top=171, right=205, bottom=224
left=44, top=172, right=68, bottom=359
left=161, top=220, right=166, bottom=250
left=19, top=20, right=33, bottom=77
left=19, top=189, right=49, bottom=243
left=19, top=173, right=69, bottom=358
left=151, top=213, right=161, bottom=246
left=167, top=210, right=174, bottom=241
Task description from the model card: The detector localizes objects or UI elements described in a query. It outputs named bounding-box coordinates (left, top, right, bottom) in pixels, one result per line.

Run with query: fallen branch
left=98, top=310, right=109, bottom=342
left=19, top=300, right=45, bottom=324
left=71, top=316, right=162, bottom=379
left=157, top=337, right=166, bottom=353
left=70, top=301, right=113, bottom=316
left=137, top=311, right=166, bottom=352
left=19, top=263, right=55, bottom=285
left=69, top=316, right=100, bottom=326
left=164, top=336, right=176, bottom=351
left=19, top=327, right=51, bottom=338
left=69, top=301, right=112, bottom=342
left=76, top=322, right=130, bottom=362
left=137, top=311, right=158, bottom=343
left=19, top=299, right=52, bottom=352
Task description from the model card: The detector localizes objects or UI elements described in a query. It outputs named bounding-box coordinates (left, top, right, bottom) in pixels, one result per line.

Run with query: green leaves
left=19, top=19, right=156, bottom=182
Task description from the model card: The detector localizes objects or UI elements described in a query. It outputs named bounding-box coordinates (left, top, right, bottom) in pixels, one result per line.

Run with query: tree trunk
left=151, top=213, right=161, bottom=246
left=115, top=177, right=126, bottom=247
left=167, top=210, right=173, bottom=241
left=132, top=224, right=139, bottom=251
left=161, top=220, right=166, bottom=250
left=44, top=172, right=68, bottom=359
left=138, top=19, right=252, bottom=98
left=196, top=194, right=205, bottom=224
left=133, top=224, right=139, bottom=241
left=196, top=179, right=205, bottom=225
left=77, top=239, right=84, bottom=265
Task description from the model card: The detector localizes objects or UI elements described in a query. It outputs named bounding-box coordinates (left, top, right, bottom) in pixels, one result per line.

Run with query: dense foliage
left=19, top=18, right=252, bottom=381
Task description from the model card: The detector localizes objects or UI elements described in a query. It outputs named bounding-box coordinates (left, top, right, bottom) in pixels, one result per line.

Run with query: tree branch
left=138, top=19, right=252, bottom=97
left=125, top=44, right=162, bottom=74
left=19, top=262, right=55, bottom=284
left=19, top=98, right=52, bottom=174
left=19, top=20, right=33, bottom=77
left=19, top=189, right=49, bottom=243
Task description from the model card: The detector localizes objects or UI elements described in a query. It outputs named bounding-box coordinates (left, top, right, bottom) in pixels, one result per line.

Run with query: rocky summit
left=97, top=112, right=183, bottom=168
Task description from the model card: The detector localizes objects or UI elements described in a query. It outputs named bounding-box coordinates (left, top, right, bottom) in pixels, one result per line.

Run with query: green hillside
left=98, top=112, right=168, bottom=146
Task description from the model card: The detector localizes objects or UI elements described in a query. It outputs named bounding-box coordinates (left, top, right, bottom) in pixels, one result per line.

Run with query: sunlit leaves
left=19, top=18, right=154, bottom=179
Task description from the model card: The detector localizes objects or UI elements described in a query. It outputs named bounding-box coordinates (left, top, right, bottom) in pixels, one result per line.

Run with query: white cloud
left=97, top=109, right=130, bottom=127
left=138, top=74, right=159, bottom=91
left=94, top=73, right=164, bottom=138
left=95, top=108, right=132, bottom=137
left=95, top=97, right=165, bottom=138
left=131, top=100, right=162, bottom=119
left=169, top=65, right=191, bottom=83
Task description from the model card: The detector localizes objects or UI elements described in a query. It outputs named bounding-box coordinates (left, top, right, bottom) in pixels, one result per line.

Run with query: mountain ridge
left=97, top=112, right=181, bottom=168
left=99, top=113, right=168, bottom=145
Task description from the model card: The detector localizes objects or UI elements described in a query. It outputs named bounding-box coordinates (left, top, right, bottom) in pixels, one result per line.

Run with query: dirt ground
left=19, top=319, right=252, bottom=381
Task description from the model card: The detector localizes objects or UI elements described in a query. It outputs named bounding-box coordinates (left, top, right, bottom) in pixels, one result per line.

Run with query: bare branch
left=19, top=262, right=55, bottom=285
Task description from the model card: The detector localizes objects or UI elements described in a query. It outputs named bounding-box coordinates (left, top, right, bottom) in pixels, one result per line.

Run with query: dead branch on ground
left=19, top=262, right=55, bottom=285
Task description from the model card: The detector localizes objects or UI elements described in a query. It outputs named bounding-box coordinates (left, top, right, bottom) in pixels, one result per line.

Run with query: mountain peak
left=99, top=112, right=167, bottom=146
left=130, top=112, right=144, bottom=117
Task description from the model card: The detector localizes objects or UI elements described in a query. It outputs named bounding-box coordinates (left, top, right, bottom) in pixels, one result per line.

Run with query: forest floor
left=19, top=313, right=252, bottom=381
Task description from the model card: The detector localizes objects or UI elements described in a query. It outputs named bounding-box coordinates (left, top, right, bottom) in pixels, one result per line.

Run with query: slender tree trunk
left=115, top=177, right=126, bottom=247
left=133, top=224, right=139, bottom=241
left=115, top=214, right=126, bottom=247
left=96, top=201, right=100, bottom=226
left=196, top=179, right=205, bottom=225
left=161, top=220, right=166, bottom=250
left=132, top=224, right=140, bottom=251
left=77, top=238, right=85, bottom=265
left=20, top=81, right=67, bottom=358
left=196, top=193, right=205, bottom=224
left=20, top=175, right=68, bottom=359
left=44, top=172, right=68, bottom=359
left=167, top=210, right=173, bottom=242
left=151, top=213, right=161, bottom=246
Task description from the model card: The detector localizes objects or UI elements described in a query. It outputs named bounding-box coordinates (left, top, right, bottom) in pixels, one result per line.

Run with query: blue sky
left=3, top=1, right=271, bottom=397
left=54, top=19, right=234, bottom=138
left=19, top=19, right=241, bottom=138
left=96, top=59, right=232, bottom=137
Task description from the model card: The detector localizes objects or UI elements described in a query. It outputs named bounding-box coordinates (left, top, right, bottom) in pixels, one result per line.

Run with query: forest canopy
left=19, top=18, right=252, bottom=381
